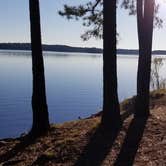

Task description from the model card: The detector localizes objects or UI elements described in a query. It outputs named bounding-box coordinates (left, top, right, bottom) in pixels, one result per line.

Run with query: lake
left=0, top=50, right=165, bottom=138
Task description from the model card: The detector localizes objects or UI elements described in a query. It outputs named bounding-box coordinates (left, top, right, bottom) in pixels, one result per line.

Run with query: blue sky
left=0, top=0, right=166, bottom=49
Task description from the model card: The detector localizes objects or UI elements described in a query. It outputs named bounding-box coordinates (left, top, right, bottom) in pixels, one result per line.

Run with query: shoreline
left=0, top=89, right=165, bottom=165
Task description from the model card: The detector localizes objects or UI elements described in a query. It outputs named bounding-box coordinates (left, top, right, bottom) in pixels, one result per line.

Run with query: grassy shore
left=0, top=89, right=166, bottom=165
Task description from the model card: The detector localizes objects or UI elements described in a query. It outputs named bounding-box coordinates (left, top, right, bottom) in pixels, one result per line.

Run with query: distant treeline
left=0, top=43, right=103, bottom=54
left=0, top=43, right=166, bottom=55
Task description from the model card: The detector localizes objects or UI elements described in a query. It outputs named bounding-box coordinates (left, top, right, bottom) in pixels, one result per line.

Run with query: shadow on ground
left=74, top=124, right=120, bottom=166
left=0, top=135, right=36, bottom=165
left=114, top=116, right=148, bottom=165
left=74, top=109, right=148, bottom=166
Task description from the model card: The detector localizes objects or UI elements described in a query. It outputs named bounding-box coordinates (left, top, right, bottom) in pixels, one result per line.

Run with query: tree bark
left=29, top=0, right=50, bottom=136
left=135, top=0, right=154, bottom=117
left=101, top=0, right=121, bottom=130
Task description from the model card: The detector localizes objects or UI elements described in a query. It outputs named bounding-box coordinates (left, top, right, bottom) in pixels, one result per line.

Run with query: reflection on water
left=0, top=50, right=165, bottom=138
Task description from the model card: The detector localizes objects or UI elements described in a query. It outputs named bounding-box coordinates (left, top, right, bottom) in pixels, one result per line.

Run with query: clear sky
left=0, top=0, right=166, bottom=50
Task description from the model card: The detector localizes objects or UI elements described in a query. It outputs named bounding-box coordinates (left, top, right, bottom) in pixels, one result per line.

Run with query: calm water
left=0, top=50, right=165, bottom=138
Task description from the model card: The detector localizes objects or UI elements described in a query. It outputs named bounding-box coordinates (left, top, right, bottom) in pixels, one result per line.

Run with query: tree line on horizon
left=1, top=43, right=166, bottom=55
left=27, top=0, right=159, bottom=137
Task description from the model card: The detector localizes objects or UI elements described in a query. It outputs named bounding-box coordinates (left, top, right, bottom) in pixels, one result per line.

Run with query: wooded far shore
left=0, top=43, right=166, bottom=55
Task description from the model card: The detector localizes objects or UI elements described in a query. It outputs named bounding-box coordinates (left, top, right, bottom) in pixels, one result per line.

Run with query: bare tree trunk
left=29, top=0, right=50, bottom=136
left=135, top=0, right=154, bottom=117
left=101, top=0, right=121, bottom=130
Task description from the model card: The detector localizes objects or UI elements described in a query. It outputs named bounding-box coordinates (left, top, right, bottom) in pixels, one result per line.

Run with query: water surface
left=0, top=50, right=165, bottom=138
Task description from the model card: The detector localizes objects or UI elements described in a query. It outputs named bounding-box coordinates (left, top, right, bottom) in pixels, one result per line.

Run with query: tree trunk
left=101, top=0, right=121, bottom=130
left=135, top=0, right=154, bottom=117
left=29, top=0, right=50, bottom=136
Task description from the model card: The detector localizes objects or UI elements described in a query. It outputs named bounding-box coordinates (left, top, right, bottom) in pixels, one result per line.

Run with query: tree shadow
left=0, top=135, right=36, bottom=164
left=74, top=107, right=136, bottom=166
left=114, top=116, right=148, bottom=165
left=74, top=124, right=120, bottom=166
left=121, top=108, right=134, bottom=122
